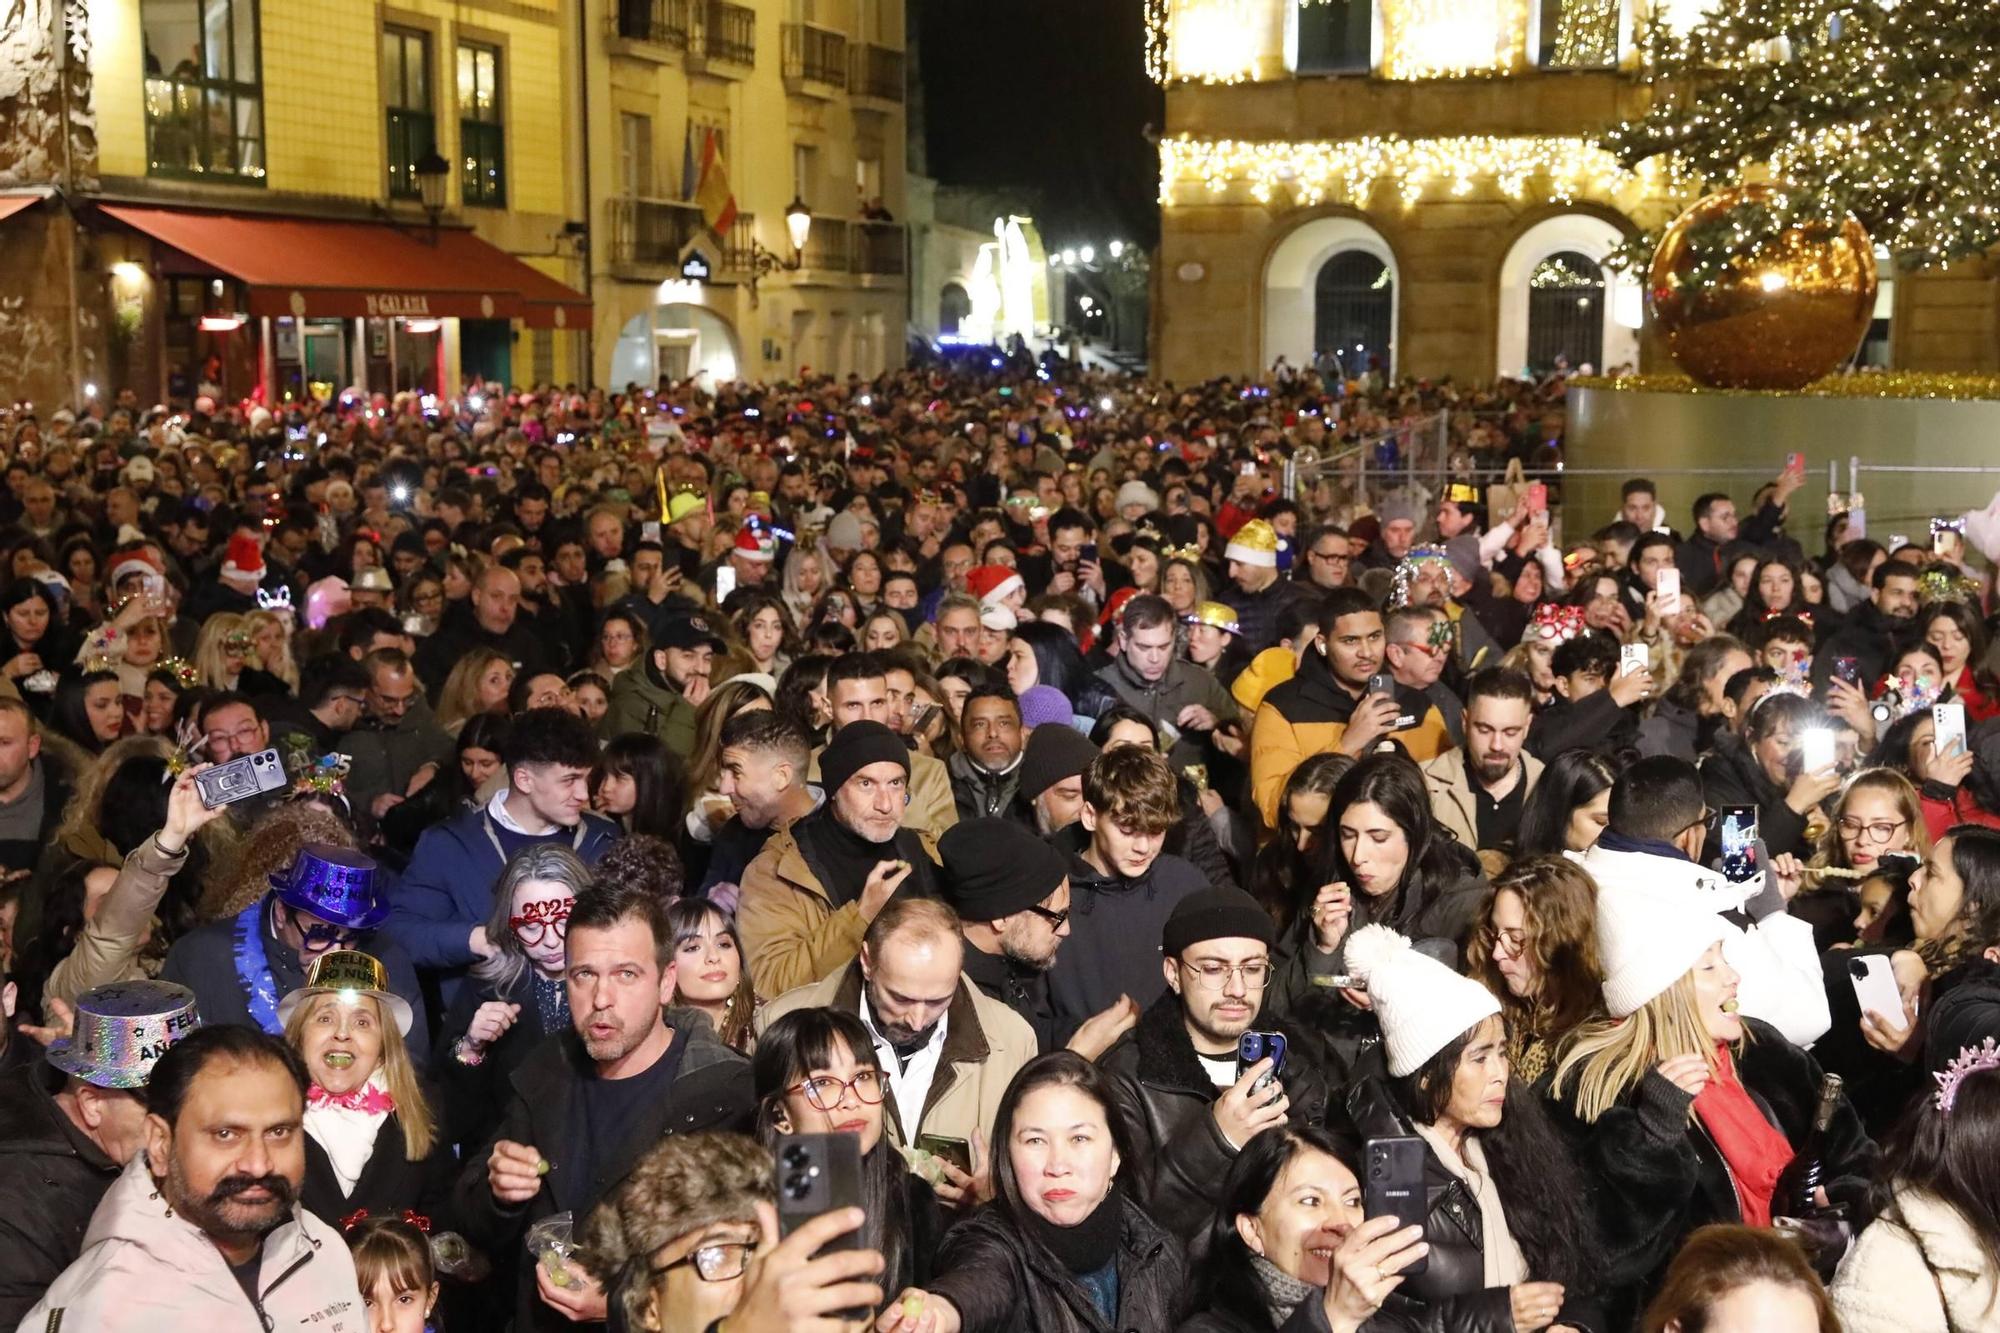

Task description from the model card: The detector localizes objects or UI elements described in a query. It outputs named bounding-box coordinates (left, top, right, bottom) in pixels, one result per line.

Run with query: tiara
left=1162, top=543, right=1201, bottom=562
left=1762, top=607, right=1814, bottom=627
left=1935, top=1036, right=2000, bottom=1114
left=1919, top=567, right=1982, bottom=606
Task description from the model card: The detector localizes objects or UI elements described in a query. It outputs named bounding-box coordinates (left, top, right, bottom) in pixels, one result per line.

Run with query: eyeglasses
left=510, top=899, right=572, bottom=946
left=1837, top=817, right=1909, bottom=846
left=1677, top=807, right=1716, bottom=840
left=789, top=1069, right=886, bottom=1112
left=1491, top=927, right=1527, bottom=958
left=298, top=920, right=358, bottom=956
left=1180, top=959, right=1272, bottom=990
left=1024, top=904, right=1070, bottom=930
left=654, top=1240, right=759, bottom=1283
left=1309, top=548, right=1349, bottom=564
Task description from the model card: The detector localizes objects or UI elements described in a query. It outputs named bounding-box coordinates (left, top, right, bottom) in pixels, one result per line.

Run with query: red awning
left=0, top=195, right=45, bottom=224
left=97, top=204, right=590, bottom=328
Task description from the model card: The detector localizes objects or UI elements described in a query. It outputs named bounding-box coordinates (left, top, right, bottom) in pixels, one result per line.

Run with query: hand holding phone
left=1656, top=567, right=1682, bottom=619
left=1362, top=1137, right=1430, bottom=1275
left=1799, top=728, right=1837, bottom=776
left=1849, top=955, right=1904, bottom=1025
left=1934, top=702, right=1968, bottom=758
left=1525, top=482, right=1548, bottom=514
left=1719, top=805, right=1759, bottom=883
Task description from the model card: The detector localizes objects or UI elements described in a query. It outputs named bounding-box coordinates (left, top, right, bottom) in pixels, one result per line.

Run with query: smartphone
left=1620, top=644, right=1649, bottom=678
left=713, top=565, right=737, bottom=603
left=915, top=1133, right=972, bottom=1177
left=1799, top=728, right=1837, bottom=775
left=912, top=703, right=941, bottom=734
left=774, top=1132, right=864, bottom=1250
left=1785, top=451, right=1806, bottom=477
left=1833, top=657, right=1861, bottom=687
left=1237, top=1031, right=1288, bottom=1099
left=1078, top=542, right=1098, bottom=566
left=1719, top=805, right=1759, bottom=883
left=194, top=748, right=287, bottom=809
left=1362, top=1137, right=1429, bottom=1275
left=1934, top=702, right=1968, bottom=758
left=1366, top=672, right=1395, bottom=698
left=1526, top=482, right=1548, bottom=513
left=1656, top=567, right=1681, bottom=619
left=1848, top=955, right=1904, bottom=1022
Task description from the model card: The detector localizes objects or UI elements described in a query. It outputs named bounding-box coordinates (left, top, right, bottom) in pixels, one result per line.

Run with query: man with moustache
left=22, top=1026, right=365, bottom=1331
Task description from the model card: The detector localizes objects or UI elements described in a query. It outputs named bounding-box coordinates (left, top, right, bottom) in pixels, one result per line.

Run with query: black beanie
left=1018, top=724, right=1100, bottom=802
left=819, top=720, right=909, bottom=795
left=1161, top=886, right=1277, bottom=957
left=939, top=818, right=1068, bottom=921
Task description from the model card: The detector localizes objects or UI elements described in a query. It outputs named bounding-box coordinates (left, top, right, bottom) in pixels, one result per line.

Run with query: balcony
left=786, top=217, right=906, bottom=282
left=850, top=43, right=904, bottom=106
left=610, top=197, right=758, bottom=279
left=782, top=23, right=848, bottom=96
left=855, top=220, right=906, bottom=277
left=688, top=0, right=756, bottom=74
left=606, top=0, right=691, bottom=58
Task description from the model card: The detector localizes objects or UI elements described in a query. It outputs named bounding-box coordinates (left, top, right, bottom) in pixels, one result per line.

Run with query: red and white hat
left=110, top=547, right=164, bottom=588
left=965, top=564, right=1024, bottom=608
left=733, top=526, right=776, bottom=563
left=979, top=603, right=1018, bottom=632
left=220, top=533, right=266, bottom=589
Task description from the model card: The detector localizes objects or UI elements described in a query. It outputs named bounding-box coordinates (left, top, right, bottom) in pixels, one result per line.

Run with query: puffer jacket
left=1546, top=1018, right=1877, bottom=1330
left=1098, top=992, right=1332, bottom=1238
left=21, top=1152, right=365, bottom=1332
left=925, top=1192, right=1186, bottom=1333
left=1832, top=1186, right=2000, bottom=1333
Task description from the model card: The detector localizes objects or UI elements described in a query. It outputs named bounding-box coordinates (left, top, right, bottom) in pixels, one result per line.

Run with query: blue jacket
left=389, top=803, right=620, bottom=998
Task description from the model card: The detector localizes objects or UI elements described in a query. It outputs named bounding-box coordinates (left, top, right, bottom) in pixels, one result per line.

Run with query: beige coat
left=1422, top=745, right=1544, bottom=854
left=1833, top=1187, right=2000, bottom=1333
left=759, top=960, right=1037, bottom=1156
left=807, top=747, right=958, bottom=842
left=45, top=834, right=189, bottom=1007
left=737, top=822, right=941, bottom=997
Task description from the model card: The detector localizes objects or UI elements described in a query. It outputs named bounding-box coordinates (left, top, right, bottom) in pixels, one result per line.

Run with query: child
left=347, top=1214, right=439, bottom=1333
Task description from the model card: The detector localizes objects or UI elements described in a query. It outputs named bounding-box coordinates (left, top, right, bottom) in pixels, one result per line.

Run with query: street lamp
left=413, top=149, right=450, bottom=233
left=748, top=195, right=814, bottom=307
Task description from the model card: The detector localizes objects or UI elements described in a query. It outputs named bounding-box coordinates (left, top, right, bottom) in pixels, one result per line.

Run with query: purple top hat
left=46, top=980, right=201, bottom=1090
left=270, top=843, right=385, bottom=930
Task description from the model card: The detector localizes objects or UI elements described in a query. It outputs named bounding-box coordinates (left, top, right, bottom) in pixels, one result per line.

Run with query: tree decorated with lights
left=1603, top=0, right=2000, bottom=274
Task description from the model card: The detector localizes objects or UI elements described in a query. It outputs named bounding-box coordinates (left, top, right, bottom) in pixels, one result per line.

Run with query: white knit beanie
left=1345, top=924, right=1501, bottom=1077
left=1595, top=877, right=1729, bottom=1017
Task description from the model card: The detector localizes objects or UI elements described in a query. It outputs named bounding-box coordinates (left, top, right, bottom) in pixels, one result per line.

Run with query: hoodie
left=1577, top=836, right=1831, bottom=1047
left=21, top=1153, right=364, bottom=1333
left=1045, top=823, right=1207, bottom=1042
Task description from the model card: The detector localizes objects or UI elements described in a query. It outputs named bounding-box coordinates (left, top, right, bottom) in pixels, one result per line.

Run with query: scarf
left=1414, top=1123, right=1528, bottom=1287
left=1694, top=1044, right=1792, bottom=1227
left=232, top=900, right=283, bottom=1035
left=1022, top=1179, right=1125, bottom=1276
left=305, top=1071, right=393, bottom=1197
left=1249, top=1252, right=1316, bottom=1327
left=794, top=809, right=930, bottom=908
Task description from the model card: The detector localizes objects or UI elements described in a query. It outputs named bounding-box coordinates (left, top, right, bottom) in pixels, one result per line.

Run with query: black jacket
left=1046, top=825, right=1209, bottom=1044
left=1698, top=731, right=1813, bottom=860
left=926, top=1194, right=1186, bottom=1333
left=1807, top=599, right=1912, bottom=698
left=1098, top=993, right=1333, bottom=1238
left=1527, top=687, right=1639, bottom=763
left=301, top=1107, right=459, bottom=1234
left=0, top=1065, right=120, bottom=1329
left=1545, top=1018, right=1877, bottom=1329
left=432, top=970, right=573, bottom=1151
left=962, top=943, right=1060, bottom=1053
left=1346, top=1078, right=1602, bottom=1333
left=1222, top=577, right=1317, bottom=657
left=453, top=1010, right=756, bottom=1333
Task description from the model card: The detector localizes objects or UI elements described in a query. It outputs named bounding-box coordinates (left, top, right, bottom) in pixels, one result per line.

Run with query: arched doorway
left=1314, top=252, right=1394, bottom=380
left=939, top=282, right=971, bottom=336
left=1495, top=213, right=1638, bottom=378
left=1264, top=215, right=1399, bottom=376
left=1525, top=250, right=1605, bottom=374
left=608, top=300, right=742, bottom=390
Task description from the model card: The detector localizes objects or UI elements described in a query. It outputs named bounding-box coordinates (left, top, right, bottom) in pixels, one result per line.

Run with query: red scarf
left=307, top=1082, right=396, bottom=1115
left=1693, top=1045, right=1792, bottom=1226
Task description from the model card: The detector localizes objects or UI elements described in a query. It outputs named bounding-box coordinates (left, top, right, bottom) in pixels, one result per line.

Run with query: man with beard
left=739, top=720, right=941, bottom=996
left=1809, top=560, right=1921, bottom=696
left=23, top=1026, right=364, bottom=1331
left=938, top=817, right=1073, bottom=1050
left=757, top=896, right=1036, bottom=1208
left=699, top=709, right=823, bottom=900
left=1422, top=667, right=1543, bottom=854
left=458, top=880, right=755, bottom=1331
left=1097, top=886, right=1330, bottom=1237
left=602, top=609, right=722, bottom=758
left=948, top=684, right=1029, bottom=824
left=1017, top=722, right=1098, bottom=838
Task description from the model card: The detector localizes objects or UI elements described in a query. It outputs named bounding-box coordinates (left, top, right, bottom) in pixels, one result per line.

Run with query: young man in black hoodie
left=1528, top=630, right=1652, bottom=760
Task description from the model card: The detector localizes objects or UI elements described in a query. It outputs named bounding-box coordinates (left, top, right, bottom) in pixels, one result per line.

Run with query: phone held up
left=1363, top=1137, right=1429, bottom=1275
left=1237, top=1031, right=1288, bottom=1101
left=1719, top=804, right=1759, bottom=884
left=195, top=748, right=287, bottom=809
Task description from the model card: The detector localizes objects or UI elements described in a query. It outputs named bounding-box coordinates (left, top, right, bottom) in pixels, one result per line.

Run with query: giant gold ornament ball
left=1647, top=184, right=1878, bottom=392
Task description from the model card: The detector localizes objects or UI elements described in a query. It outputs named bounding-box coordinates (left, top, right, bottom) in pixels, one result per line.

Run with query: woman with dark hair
left=1725, top=559, right=1812, bottom=641
left=1644, top=1225, right=1838, bottom=1333
left=1343, top=924, right=1603, bottom=1332
left=666, top=897, right=757, bottom=1054
left=1832, top=1042, right=2000, bottom=1330
left=756, top=1007, right=940, bottom=1298
left=1176, top=1125, right=1429, bottom=1333
left=376, top=713, right=512, bottom=864
left=1515, top=749, right=1617, bottom=856
left=776, top=652, right=837, bottom=744
left=803, top=617, right=857, bottom=657
left=1699, top=691, right=1839, bottom=861
left=48, top=668, right=125, bottom=757
left=1469, top=856, right=1603, bottom=1085
left=877, top=1050, right=1183, bottom=1333
left=734, top=591, right=796, bottom=679
left=1182, top=603, right=1256, bottom=688
left=1008, top=621, right=1118, bottom=719
left=1918, top=600, right=2000, bottom=721
left=1249, top=753, right=1353, bottom=933
left=592, top=732, right=686, bottom=840
left=0, top=580, right=74, bottom=699
left=1829, top=539, right=1889, bottom=615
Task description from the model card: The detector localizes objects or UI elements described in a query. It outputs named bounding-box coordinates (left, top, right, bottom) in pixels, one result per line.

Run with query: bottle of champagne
left=1773, top=1072, right=1844, bottom=1218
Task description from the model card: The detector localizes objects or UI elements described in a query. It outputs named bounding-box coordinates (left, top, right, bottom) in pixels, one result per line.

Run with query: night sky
left=917, top=0, right=1164, bottom=249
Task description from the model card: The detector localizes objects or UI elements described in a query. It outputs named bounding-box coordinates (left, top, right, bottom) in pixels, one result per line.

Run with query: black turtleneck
left=792, top=807, right=938, bottom=907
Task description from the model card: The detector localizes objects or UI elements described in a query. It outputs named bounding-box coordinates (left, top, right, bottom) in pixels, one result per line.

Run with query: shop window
left=458, top=42, right=505, bottom=207
left=1293, top=0, right=1372, bottom=74
left=383, top=26, right=434, bottom=200
left=142, top=0, right=266, bottom=180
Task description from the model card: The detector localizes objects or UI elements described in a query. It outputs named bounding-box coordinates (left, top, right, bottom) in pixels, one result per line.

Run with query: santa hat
left=220, top=533, right=266, bottom=589
left=1224, top=519, right=1280, bottom=569
left=733, top=526, right=776, bottom=563
left=1594, top=875, right=1729, bottom=1018
left=965, top=564, right=1025, bottom=608
left=110, top=548, right=164, bottom=588
left=1345, top=925, right=1502, bottom=1077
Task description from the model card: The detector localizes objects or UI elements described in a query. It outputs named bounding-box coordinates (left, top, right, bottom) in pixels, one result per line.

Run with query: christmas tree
left=1602, top=0, right=2000, bottom=272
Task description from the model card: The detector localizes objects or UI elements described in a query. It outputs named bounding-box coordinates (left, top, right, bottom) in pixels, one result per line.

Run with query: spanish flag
left=695, top=128, right=738, bottom=237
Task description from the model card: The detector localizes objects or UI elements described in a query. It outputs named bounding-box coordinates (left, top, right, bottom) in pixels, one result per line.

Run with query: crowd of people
left=1, top=359, right=1999, bottom=1333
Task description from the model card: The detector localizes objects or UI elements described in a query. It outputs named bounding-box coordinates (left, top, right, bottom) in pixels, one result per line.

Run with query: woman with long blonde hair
left=244, top=607, right=299, bottom=691
left=1547, top=876, right=1877, bottom=1327
left=435, top=647, right=515, bottom=736
left=193, top=611, right=252, bottom=690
